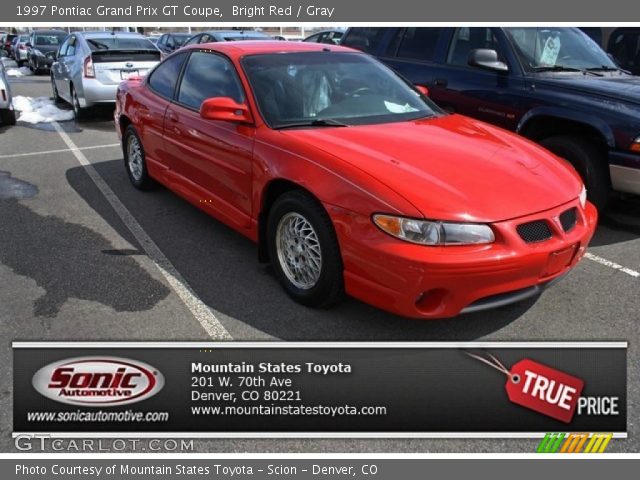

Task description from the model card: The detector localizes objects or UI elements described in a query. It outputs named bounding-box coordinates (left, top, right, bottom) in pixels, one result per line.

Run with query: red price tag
left=466, top=352, right=584, bottom=424
left=506, top=359, right=584, bottom=424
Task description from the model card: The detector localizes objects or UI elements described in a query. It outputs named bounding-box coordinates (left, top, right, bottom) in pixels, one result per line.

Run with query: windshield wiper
left=531, top=65, right=603, bottom=76
left=586, top=65, right=631, bottom=74
left=275, top=118, right=349, bottom=130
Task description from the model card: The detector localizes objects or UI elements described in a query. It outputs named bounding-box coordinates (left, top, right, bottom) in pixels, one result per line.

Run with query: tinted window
left=86, top=37, right=155, bottom=51
left=447, top=28, right=502, bottom=66
left=304, top=34, right=320, bottom=43
left=35, top=33, right=66, bottom=46
left=397, top=28, right=440, bottom=61
left=177, top=52, right=244, bottom=109
left=341, top=28, right=387, bottom=54
left=608, top=30, right=640, bottom=72
left=148, top=53, right=187, bottom=99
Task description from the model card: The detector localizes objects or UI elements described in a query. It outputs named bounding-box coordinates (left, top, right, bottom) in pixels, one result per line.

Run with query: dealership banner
left=13, top=342, right=626, bottom=437
left=0, top=0, right=638, bottom=22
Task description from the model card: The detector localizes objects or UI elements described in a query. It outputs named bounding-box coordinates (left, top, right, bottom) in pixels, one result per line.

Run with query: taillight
left=19, top=44, right=26, bottom=50
left=83, top=55, right=95, bottom=78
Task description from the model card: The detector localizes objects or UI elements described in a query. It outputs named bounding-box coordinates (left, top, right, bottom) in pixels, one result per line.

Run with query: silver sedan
left=51, top=31, right=160, bottom=119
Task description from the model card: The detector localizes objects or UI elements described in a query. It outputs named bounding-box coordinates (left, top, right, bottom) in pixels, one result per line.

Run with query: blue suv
left=342, top=27, right=640, bottom=210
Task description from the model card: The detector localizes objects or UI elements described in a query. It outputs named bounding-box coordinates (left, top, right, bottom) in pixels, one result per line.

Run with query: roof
left=79, top=31, right=145, bottom=38
left=184, top=40, right=358, bottom=57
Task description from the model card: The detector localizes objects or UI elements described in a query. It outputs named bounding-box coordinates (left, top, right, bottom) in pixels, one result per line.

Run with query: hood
left=280, top=115, right=581, bottom=222
left=535, top=73, right=640, bottom=106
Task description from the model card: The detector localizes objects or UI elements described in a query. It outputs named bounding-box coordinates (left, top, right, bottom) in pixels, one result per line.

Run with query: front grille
left=516, top=220, right=552, bottom=243
left=559, top=207, right=578, bottom=232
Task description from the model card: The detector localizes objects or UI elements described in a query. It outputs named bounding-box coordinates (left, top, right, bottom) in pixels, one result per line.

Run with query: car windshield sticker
left=539, top=35, right=561, bottom=65
left=384, top=101, right=418, bottom=113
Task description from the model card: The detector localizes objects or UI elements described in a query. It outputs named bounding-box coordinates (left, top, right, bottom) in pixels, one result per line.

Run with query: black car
left=26, top=29, right=67, bottom=74
left=154, top=32, right=191, bottom=55
left=342, top=27, right=640, bottom=209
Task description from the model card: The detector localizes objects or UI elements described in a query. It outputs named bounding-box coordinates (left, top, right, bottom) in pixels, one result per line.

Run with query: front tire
left=540, top=135, right=611, bottom=211
left=267, top=191, right=344, bottom=308
left=123, top=125, right=155, bottom=190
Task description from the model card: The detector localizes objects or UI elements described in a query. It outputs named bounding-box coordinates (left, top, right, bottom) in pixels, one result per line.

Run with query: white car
left=0, top=61, right=16, bottom=125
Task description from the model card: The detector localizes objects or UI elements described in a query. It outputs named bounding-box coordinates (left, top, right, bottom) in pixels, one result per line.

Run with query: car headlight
left=373, top=214, right=495, bottom=246
left=579, top=185, right=587, bottom=209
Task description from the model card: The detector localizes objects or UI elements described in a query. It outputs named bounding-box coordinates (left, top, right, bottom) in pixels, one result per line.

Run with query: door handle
left=434, top=78, right=448, bottom=87
left=166, top=112, right=179, bottom=123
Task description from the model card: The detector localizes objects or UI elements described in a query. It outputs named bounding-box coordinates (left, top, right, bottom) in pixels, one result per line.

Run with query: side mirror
left=415, top=85, right=429, bottom=97
left=468, top=49, right=509, bottom=73
left=200, top=97, right=253, bottom=123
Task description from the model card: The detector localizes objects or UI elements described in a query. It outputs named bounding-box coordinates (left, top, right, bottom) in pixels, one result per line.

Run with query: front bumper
left=330, top=199, right=598, bottom=319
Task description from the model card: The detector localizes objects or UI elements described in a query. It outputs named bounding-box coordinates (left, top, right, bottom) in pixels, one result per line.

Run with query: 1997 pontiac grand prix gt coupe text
left=114, top=42, right=597, bottom=319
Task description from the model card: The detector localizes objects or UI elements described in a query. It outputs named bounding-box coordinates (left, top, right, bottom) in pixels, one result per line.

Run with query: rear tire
left=540, top=135, right=611, bottom=211
left=70, top=85, right=88, bottom=120
left=123, top=125, right=156, bottom=190
left=0, top=108, right=17, bottom=126
left=267, top=190, right=344, bottom=308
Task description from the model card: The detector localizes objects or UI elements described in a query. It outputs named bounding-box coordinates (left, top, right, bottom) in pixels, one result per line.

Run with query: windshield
left=35, top=34, right=66, bottom=46
left=241, top=52, right=439, bottom=128
left=87, top=37, right=156, bottom=51
left=504, top=27, right=616, bottom=71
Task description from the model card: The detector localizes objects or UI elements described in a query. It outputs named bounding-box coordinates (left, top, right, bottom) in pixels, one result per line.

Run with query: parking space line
left=585, top=252, right=640, bottom=278
left=0, top=144, right=120, bottom=159
left=51, top=121, right=233, bottom=341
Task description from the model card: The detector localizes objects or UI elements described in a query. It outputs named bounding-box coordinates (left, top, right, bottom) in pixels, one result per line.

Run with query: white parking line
left=585, top=252, right=640, bottom=278
left=51, top=122, right=233, bottom=341
left=0, top=143, right=119, bottom=159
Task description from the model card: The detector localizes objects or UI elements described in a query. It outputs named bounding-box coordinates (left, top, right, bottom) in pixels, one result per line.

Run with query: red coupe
left=114, top=41, right=597, bottom=319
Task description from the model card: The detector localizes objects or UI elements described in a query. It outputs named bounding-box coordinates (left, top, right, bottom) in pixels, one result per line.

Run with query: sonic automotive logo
left=32, top=357, right=164, bottom=406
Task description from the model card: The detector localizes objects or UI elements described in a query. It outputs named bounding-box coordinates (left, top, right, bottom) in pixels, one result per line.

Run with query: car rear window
left=35, top=34, right=65, bottom=46
left=86, top=37, right=155, bottom=51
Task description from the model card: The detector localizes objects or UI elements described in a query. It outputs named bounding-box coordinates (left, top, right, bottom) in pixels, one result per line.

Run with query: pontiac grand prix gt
left=114, top=42, right=597, bottom=319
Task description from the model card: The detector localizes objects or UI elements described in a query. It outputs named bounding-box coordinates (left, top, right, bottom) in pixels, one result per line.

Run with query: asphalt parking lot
left=1, top=75, right=639, bottom=453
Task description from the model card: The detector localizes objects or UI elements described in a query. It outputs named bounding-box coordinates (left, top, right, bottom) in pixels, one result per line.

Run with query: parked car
left=303, top=29, right=345, bottom=45
left=51, top=31, right=160, bottom=119
left=342, top=27, right=640, bottom=209
left=155, top=32, right=192, bottom=55
left=114, top=41, right=596, bottom=319
left=10, top=35, right=30, bottom=65
left=182, top=30, right=271, bottom=46
left=0, top=61, right=16, bottom=125
left=2, top=34, right=17, bottom=56
left=26, top=29, right=67, bottom=74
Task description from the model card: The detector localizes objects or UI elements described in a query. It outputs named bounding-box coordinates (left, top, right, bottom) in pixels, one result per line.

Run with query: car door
left=164, top=50, right=255, bottom=229
left=429, top=27, right=524, bottom=130
left=53, top=35, right=75, bottom=103
left=138, top=52, right=189, bottom=176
